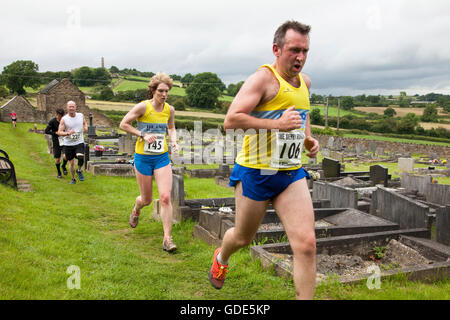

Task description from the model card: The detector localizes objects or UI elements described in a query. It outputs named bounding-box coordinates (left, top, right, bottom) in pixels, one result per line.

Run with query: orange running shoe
left=209, top=248, right=228, bottom=289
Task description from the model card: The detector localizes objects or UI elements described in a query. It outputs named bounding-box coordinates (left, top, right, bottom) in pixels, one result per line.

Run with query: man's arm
left=56, top=118, right=68, bottom=136
left=224, top=69, right=302, bottom=132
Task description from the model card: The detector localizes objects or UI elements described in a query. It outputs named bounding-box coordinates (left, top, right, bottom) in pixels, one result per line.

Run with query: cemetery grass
left=1, top=123, right=449, bottom=300
left=0, top=123, right=296, bottom=300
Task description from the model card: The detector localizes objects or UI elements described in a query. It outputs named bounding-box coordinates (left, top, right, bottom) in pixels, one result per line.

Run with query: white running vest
left=63, top=113, right=85, bottom=146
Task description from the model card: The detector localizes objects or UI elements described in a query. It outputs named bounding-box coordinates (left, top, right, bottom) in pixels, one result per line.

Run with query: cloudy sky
left=1, top=0, right=449, bottom=96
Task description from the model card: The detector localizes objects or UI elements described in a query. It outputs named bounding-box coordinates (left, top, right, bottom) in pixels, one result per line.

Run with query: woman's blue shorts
left=229, top=163, right=310, bottom=201
left=134, top=152, right=170, bottom=176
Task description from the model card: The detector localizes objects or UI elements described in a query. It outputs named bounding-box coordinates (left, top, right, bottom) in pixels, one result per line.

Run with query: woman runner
left=119, top=73, right=179, bottom=252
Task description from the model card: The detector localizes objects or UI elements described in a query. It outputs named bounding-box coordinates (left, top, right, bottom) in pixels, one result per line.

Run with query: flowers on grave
left=94, top=145, right=105, bottom=152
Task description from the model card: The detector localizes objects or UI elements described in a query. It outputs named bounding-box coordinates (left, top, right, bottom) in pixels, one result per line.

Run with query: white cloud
left=1, top=0, right=449, bottom=95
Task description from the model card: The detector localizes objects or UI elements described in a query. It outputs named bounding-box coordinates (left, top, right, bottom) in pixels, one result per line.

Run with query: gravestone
left=216, top=164, right=230, bottom=177
left=375, top=147, right=384, bottom=156
left=398, top=158, right=414, bottom=172
left=327, top=137, right=335, bottom=149
left=321, top=148, right=331, bottom=158
left=322, top=157, right=341, bottom=178
left=330, top=151, right=344, bottom=163
left=436, top=206, right=450, bottom=246
left=308, top=157, right=317, bottom=165
left=429, top=152, right=438, bottom=160
left=87, top=113, right=96, bottom=137
left=369, top=141, right=377, bottom=154
left=334, top=138, right=343, bottom=150
left=370, top=164, right=388, bottom=187
left=355, top=144, right=364, bottom=155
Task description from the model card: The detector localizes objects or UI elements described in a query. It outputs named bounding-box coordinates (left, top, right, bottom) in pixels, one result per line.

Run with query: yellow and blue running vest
left=135, top=100, right=171, bottom=155
left=235, top=64, right=310, bottom=170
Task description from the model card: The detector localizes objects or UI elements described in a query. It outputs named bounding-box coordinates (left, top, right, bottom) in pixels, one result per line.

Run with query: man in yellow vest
left=209, top=20, right=319, bottom=300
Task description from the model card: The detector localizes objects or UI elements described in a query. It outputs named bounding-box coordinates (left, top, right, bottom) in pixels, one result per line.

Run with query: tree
left=73, top=66, right=111, bottom=87
left=109, top=66, right=119, bottom=73
left=181, top=73, right=194, bottom=87
left=186, top=72, right=222, bottom=109
left=383, top=107, right=396, bottom=117
left=99, top=87, right=114, bottom=101
left=227, top=81, right=244, bottom=96
left=397, top=113, right=419, bottom=134
left=0, top=60, right=40, bottom=94
left=341, top=96, right=354, bottom=110
left=310, top=108, right=323, bottom=125
left=421, top=105, right=438, bottom=122
left=73, top=67, right=95, bottom=86
left=0, top=86, right=8, bottom=98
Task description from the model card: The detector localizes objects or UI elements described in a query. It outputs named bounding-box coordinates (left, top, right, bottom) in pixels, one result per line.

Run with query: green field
left=311, top=105, right=366, bottom=118
left=1, top=122, right=449, bottom=300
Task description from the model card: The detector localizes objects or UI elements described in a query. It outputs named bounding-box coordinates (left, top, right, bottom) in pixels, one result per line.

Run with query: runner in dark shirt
left=45, top=109, right=68, bottom=178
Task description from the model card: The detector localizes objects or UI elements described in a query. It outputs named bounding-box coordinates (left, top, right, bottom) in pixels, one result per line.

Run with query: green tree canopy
left=227, top=81, right=244, bottom=96
left=421, top=105, right=438, bottom=122
left=0, top=60, right=40, bottom=94
left=73, top=67, right=111, bottom=87
left=186, top=72, right=223, bottom=109
left=397, top=113, right=419, bottom=134
left=341, top=96, right=354, bottom=110
left=383, top=107, right=397, bottom=117
left=181, top=73, right=194, bottom=87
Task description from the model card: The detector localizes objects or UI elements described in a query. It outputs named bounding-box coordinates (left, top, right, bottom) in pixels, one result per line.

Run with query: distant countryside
left=1, top=60, right=449, bottom=145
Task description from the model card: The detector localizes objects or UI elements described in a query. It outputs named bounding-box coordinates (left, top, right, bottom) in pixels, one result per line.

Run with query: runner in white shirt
left=57, top=101, right=88, bottom=184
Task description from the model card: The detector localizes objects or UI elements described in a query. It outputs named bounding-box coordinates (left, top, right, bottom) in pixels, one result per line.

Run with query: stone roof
left=39, top=79, right=60, bottom=94
left=0, top=96, right=33, bottom=109
left=38, top=78, right=85, bottom=96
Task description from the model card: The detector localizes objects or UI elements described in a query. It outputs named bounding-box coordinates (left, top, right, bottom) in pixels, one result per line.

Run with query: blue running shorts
left=134, top=152, right=170, bottom=176
left=229, top=163, right=310, bottom=201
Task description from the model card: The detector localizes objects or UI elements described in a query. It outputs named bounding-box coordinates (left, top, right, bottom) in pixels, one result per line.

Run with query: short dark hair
left=56, top=108, right=65, bottom=116
left=273, top=20, right=311, bottom=47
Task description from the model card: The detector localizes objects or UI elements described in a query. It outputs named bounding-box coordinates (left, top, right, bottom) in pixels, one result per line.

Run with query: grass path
left=0, top=123, right=448, bottom=300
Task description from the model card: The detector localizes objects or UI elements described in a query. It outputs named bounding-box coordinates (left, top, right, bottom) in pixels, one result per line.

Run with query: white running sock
left=217, top=252, right=229, bottom=266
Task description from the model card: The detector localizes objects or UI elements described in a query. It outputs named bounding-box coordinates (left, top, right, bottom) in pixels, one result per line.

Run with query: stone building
left=0, top=95, right=46, bottom=123
left=36, top=78, right=113, bottom=126
left=37, top=78, right=87, bottom=121
left=0, top=78, right=113, bottom=127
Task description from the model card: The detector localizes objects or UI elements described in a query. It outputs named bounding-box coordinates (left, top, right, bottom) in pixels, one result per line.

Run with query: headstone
left=171, top=174, right=185, bottom=207
left=321, top=148, right=330, bottom=157
left=355, top=144, right=364, bottom=155
left=308, top=157, right=317, bottom=165
left=217, top=164, right=230, bottom=177
left=330, top=151, right=344, bottom=163
left=322, top=157, right=341, bottom=178
left=398, top=158, right=414, bottom=172
left=375, top=147, right=384, bottom=156
left=370, top=164, right=388, bottom=187
left=369, top=141, right=377, bottom=154
left=88, top=113, right=96, bottom=137
left=429, top=152, right=438, bottom=160
left=435, top=206, right=450, bottom=246
left=333, top=138, right=342, bottom=150
left=327, top=136, right=335, bottom=149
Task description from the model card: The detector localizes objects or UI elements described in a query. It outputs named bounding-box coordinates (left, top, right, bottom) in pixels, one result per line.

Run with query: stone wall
left=401, top=172, right=433, bottom=195
left=370, top=186, right=431, bottom=229
left=425, top=183, right=450, bottom=206
left=312, top=181, right=358, bottom=208
left=316, top=135, right=450, bottom=159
